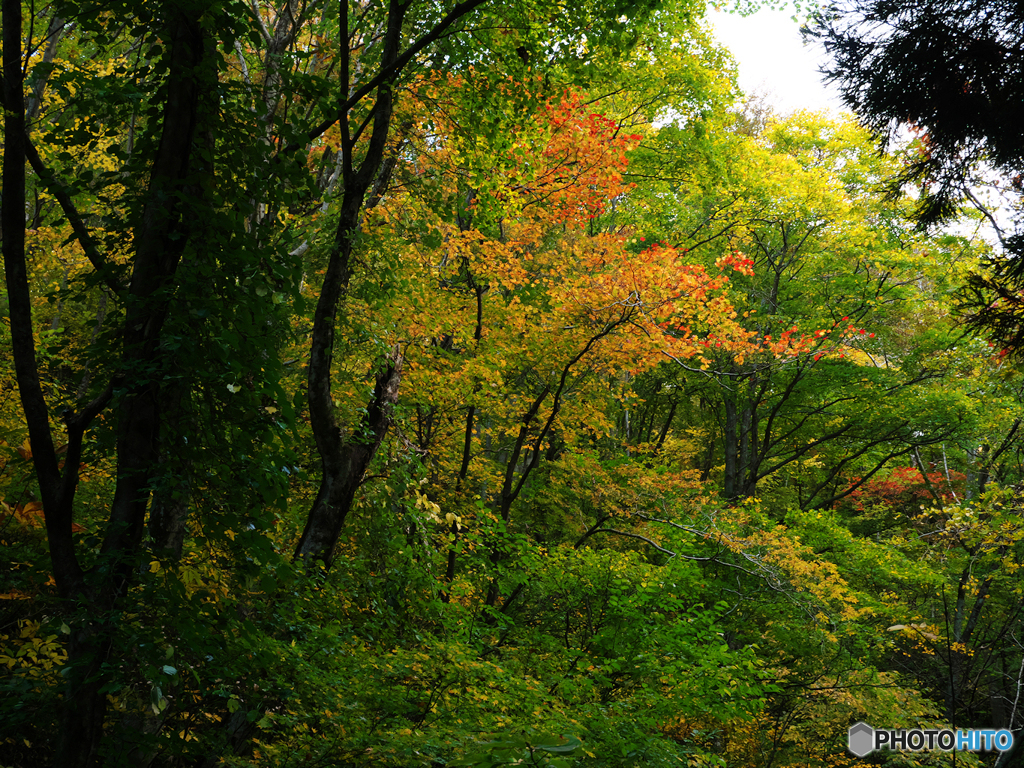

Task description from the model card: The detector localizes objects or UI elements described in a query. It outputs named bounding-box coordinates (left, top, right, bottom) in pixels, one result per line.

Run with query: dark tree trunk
left=146, top=375, right=192, bottom=559
left=721, top=369, right=763, bottom=501
left=723, top=391, right=739, bottom=500
left=149, top=446, right=192, bottom=558
left=3, top=3, right=212, bottom=763
left=294, top=0, right=491, bottom=566
left=294, top=0, right=407, bottom=566
left=59, top=9, right=210, bottom=765
left=296, top=350, right=403, bottom=563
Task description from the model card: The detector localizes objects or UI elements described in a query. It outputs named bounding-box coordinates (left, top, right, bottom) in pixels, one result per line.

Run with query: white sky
left=707, top=6, right=1013, bottom=247
left=708, top=5, right=847, bottom=115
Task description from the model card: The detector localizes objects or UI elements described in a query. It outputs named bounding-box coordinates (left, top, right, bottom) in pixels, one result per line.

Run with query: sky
left=707, top=6, right=1014, bottom=246
left=707, top=5, right=847, bottom=115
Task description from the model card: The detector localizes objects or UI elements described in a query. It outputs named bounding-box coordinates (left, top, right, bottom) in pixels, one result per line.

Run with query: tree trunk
left=144, top=382, right=193, bottom=561
left=294, top=0, right=492, bottom=565
left=296, top=351, right=403, bottom=564
left=59, top=8, right=209, bottom=762
left=2, top=4, right=215, bottom=762
left=723, top=391, right=739, bottom=500
left=57, top=626, right=114, bottom=766
left=296, top=0, right=407, bottom=565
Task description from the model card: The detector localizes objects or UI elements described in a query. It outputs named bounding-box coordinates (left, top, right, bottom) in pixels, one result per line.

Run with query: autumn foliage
left=839, top=465, right=967, bottom=515
left=2, top=2, right=1024, bottom=767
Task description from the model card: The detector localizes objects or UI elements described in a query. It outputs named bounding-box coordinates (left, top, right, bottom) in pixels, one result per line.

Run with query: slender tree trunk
left=743, top=373, right=761, bottom=496
left=296, top=349, right=403, bottom=563
left=654, top=399, right=677, bottom=453
left=294, top=0, right=407, bottom=565
left=293, top=0, right=492, bottom=566
left=24, top=12, right=67, bottom=131
left=739, top=403, right=752, bottom=492
left=723, top=391, right=739, bottom=500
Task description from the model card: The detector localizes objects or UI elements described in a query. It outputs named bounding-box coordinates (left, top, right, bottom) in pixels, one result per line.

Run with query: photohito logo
left=848, top=722, right=1014, bottom=757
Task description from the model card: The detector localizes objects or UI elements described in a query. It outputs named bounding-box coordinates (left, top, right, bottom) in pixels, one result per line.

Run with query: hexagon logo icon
left=848, top=722, right=874, bottom=757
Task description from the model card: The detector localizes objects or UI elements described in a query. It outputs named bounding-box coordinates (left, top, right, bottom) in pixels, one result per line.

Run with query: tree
left=292, top=0, right=720, bottom=567
left=3, top=2, right=235, bottom=762
left=356, top=75, right=760, bottom=606
left=810, top=0, right=1024, bottom=228
left=2, top=0, right=507, bottom=760
left=808, top=0, right=1024, bottom=352
left=1, top=0, right=726, bottom=762
left=290, top=0, right=506, bottom=566
left=623, top=109, right=981, bottom=509
left=8, top=1, right=1023, bottom=764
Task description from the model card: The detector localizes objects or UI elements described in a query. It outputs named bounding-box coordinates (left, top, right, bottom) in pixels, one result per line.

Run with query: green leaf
left=150, top=686, right=168, bottom=715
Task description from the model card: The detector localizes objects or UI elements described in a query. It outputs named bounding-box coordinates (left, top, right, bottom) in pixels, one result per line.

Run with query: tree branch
left=286, top=0, right=490, bottom=152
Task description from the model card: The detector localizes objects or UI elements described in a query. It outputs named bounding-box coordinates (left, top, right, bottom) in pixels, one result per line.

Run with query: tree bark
left=294, top=0, right=406, bottom=567
left=723, top=389, right=739, bottom=500
left=293, top=0, right=492, bottom=566
left=1, top=3, right=212, bottom=762
left=296, top=350, right=403, bottom=564
left=63, top=8, right=209, bottom=763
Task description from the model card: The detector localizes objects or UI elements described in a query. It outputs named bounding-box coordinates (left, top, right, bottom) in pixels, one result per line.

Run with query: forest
left=1, top=0, right=1023, bottom=766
